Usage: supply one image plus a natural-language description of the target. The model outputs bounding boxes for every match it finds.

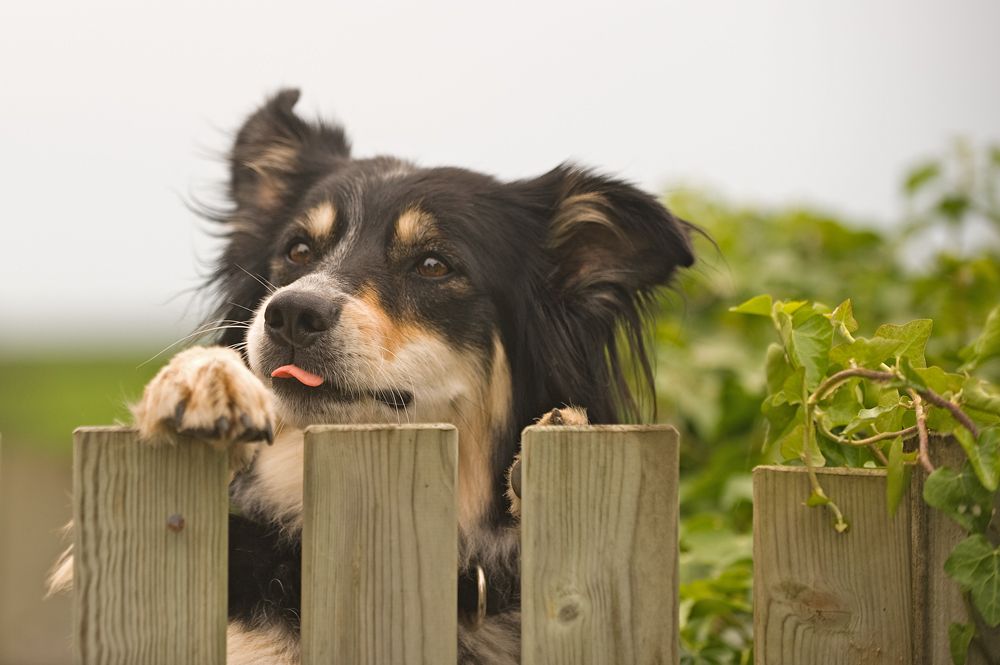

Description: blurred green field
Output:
[0,355,168,456]
[0,354,170,664]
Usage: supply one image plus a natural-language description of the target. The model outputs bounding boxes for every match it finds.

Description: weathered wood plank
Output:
[73,427,228,665]
[753,466,912,664]
[520,425,680,665]
[301,424,458,665]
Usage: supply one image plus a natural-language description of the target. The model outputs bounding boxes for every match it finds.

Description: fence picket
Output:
[73,427,228,665]
[301,424,458,665]
[753,466,913,663]
[520,425,680,665]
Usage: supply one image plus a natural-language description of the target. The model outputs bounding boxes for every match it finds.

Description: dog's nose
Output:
[264,291,341,348]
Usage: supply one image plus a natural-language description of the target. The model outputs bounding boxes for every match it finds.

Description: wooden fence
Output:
[65,425,999,664]
[70,424,678,665]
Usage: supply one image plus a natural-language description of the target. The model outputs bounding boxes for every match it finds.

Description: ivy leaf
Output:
[778,422,805,462]
[964,406,1000,431]
[842,404,894,438]
[914,367,965,398]
[890,356,927,390]
[790,314,834,391]
[821,378,864,427]
[806,491,831,507]
[730,294,773,317]
[782,367,807,406]
[875,319,932,369]
[944,535,1000,627]
[925,406,960,435]
[765,343,793,395]
[826,299,859,334]
[780,300,808,316]
[876,405,907,434]
[949,621,974,665]
[955,427,1000,492]
[886,436,910,519]
[959,305,1000,371]
[792,302,828,327]
[775,309,793,352]
[762,400,800,448]
[829,337,902,370]
[818,436,869,467]
[778,422,826,468]
[923,463,994,533]
[962,377,1000,417]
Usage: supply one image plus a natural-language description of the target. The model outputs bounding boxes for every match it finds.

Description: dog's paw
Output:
[134,346,275,468]
[506,406,590,521]
[535,406,589,426]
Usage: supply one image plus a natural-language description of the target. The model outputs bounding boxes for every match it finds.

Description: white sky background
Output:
[1,0,998,353]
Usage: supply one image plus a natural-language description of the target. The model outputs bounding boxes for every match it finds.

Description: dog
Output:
[51,89,694,664]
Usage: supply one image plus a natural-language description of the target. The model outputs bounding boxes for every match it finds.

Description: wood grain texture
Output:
[520,425,679,665]
[301,425,458,665]
[753,466,912,664]
[73,427,228,665]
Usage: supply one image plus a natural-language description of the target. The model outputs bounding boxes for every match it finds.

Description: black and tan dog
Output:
[52,90,694,664]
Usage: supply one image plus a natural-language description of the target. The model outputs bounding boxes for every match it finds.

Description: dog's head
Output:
[210,90,694,524]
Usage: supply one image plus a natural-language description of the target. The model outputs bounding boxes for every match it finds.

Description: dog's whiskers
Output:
[235,264,277,294]
[226,301,257,314]
[137,322,251,368]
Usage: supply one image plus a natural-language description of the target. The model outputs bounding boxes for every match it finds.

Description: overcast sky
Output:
[1,0,998,353]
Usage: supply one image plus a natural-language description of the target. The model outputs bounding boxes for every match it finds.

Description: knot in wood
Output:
[557,602,580,623]
[167,513,185,532]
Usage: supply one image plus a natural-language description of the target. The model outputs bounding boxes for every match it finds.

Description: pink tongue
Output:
[271,365,325,387]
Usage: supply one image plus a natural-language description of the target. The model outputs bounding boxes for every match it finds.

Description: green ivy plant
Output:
[734,295,1000,663]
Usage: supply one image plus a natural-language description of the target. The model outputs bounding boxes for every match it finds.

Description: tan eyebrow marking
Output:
[394,208,437,246]
[299,201,337,240]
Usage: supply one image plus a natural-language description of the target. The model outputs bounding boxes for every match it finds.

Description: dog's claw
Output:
[548,408,564,425]
[215,416,229,436]
[240,413,253,430]
[265,420,274,445]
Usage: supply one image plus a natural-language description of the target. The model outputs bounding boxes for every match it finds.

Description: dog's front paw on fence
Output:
[534,406,589,426]
[506,406,590,520]
[134,346,275,468]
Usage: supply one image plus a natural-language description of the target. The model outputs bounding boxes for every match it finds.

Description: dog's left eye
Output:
[416,255,451,278]
[287,242,312,265]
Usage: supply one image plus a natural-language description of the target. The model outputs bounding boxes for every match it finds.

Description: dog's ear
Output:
[229,89,350,212]
[532,165,694,299]
[503,165,695,423]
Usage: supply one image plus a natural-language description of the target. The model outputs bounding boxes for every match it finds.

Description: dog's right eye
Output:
[287,242,312,265]
[416,255,451,278]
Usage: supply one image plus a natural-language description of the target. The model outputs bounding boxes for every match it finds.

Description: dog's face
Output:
[244,162,515,435]
[214,90,694,527]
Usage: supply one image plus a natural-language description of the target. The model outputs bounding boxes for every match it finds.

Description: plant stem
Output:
[920,389,981,439]
[802,408,849,532]
[908,390,936,474]
[809,367,981,442]
[810,367,895,403]
[837,324,856,344]
[817,420,920,448]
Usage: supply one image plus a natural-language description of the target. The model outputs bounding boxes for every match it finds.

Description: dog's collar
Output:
[457,562,520,629]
